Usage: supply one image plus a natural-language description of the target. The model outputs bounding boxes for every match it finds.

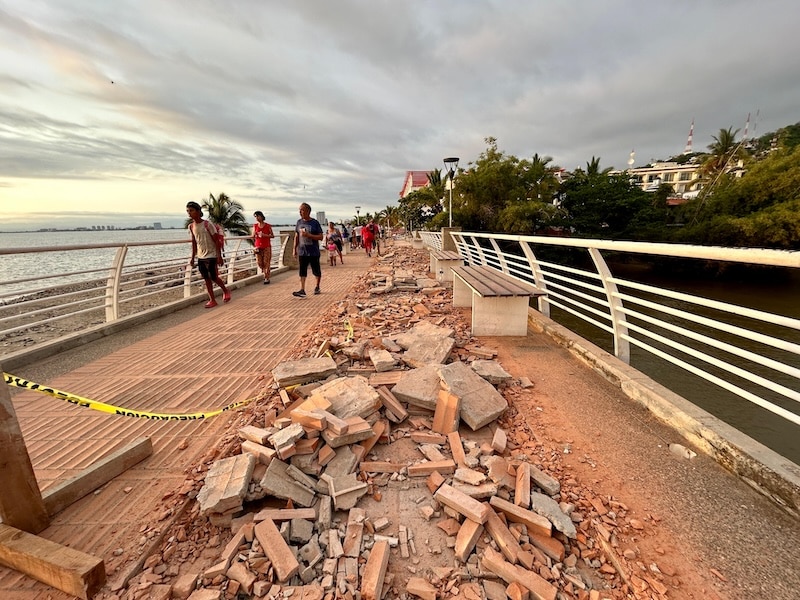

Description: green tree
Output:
[558,173,653,239]
[184,193,250,238]
[426,169,445,204]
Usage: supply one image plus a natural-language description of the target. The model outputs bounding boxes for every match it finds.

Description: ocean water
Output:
[0,227,298,296]
[0,229,191,292]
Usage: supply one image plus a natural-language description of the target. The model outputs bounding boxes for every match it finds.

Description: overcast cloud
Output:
[1,0,799,230]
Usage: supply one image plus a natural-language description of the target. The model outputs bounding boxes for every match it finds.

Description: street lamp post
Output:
[355,206,361,226]
[443,157,459,227]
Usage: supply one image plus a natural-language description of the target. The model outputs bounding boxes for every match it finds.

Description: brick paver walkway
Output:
[1,246,371,598]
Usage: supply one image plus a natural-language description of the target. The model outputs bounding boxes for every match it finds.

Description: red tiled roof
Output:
[399,170,430,198]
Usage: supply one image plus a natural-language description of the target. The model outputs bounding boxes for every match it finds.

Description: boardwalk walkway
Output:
[2,242,799,600]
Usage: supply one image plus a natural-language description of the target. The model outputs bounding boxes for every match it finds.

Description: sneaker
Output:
[293,290,307,298]
[314,287,321,295]
[205,300,218,308]
[263,279,270,285]
[223,291,231,303]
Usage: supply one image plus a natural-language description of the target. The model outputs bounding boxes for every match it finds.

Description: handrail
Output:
[431,231,800,438]
[0,233,293,354]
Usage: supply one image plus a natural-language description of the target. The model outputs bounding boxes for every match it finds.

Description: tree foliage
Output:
[183,192,250,238]
[387,123,800,249]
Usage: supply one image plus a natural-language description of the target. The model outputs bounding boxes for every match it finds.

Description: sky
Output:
[1,0,799,231]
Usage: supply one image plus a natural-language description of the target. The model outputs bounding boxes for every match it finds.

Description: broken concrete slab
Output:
[471,359,513,385]
[272,356,338,387]
[529,491,577,539]
[259,459,316,507]
[391,364,441,411]
[368,348,397,372]
[439,361,508,430]
[402,335,456,368]
[312,376,382,419]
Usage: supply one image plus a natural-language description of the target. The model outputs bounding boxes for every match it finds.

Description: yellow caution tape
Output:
[344,319,354,342]
[3,372,254,420]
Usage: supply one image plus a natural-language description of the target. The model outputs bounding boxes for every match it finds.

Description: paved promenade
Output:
[2,243,799,600]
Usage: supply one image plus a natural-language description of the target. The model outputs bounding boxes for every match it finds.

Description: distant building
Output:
[153,222,162,230]
[316,211,327,225]
[399,170,430,198]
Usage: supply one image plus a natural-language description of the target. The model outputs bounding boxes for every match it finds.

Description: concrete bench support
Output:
[452,266,545,336]
[429,250,463,282]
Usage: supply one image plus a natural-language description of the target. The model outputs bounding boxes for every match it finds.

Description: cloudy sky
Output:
[1,0,799,231]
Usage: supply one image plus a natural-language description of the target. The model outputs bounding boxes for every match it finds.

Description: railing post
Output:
[105,246,127,322]
[281,232,298,270]
[277,233,290,269]
[519,241,550,317]
[489,238,507,272]
[588,248,630,363]
[183,262,194,298]
[226,240,243,285]
[440,227,461,252]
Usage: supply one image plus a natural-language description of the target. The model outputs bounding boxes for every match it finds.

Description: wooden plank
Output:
[484,506,520,564]
[42,436,153,517]
[0,523,105,600]
[0,378,49,533]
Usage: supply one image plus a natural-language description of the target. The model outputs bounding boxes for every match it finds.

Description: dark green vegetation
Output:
[397,123,800,250]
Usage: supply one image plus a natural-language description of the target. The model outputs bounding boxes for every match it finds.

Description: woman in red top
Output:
[362,219,377,257]
[252,211,274,283]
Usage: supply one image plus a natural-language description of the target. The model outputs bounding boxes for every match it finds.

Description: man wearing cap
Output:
[186,201,231,308]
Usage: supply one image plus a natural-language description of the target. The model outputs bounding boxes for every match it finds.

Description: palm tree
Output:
[184,193,250,238]
[382,205,399,229]
[585,156,612,179]
[427,169,445,202]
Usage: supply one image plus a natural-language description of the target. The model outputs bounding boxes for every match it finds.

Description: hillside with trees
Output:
[398,123,800,250]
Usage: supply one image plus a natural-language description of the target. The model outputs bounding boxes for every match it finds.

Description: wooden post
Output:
[0,369,49,533]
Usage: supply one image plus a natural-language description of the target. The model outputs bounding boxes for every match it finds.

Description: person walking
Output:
[362,218,378,257]
[325,222,344,265]
[292,202,324,297]
[186,201,231,308]
[252,210,274,284]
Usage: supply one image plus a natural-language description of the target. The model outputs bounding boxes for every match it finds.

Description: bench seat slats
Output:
[430,250,462,261]
[451,266,542,298]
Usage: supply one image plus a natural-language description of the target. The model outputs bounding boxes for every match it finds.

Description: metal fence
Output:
[0,234,291,354]
[420,230,800,431]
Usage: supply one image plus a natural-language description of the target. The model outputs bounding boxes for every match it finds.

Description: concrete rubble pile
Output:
[125,248,675,600]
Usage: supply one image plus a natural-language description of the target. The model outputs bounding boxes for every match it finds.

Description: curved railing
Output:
[0,234,292,356]
[419,230,800,433]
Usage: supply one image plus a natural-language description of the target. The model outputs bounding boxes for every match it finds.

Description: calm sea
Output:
[0,228,293,296]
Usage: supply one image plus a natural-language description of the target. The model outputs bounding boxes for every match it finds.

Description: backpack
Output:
[190,220,225,249]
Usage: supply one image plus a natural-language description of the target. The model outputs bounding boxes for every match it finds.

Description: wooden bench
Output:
[429,250,464,282]
[451,265,546,336]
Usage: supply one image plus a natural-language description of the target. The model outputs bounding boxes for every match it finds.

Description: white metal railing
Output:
[0,234,292,354]
[424,231,800,430]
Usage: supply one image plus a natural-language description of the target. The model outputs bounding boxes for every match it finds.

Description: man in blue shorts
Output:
[292,202,324,297]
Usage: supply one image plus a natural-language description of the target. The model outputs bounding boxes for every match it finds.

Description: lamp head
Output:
[443,157,460,174]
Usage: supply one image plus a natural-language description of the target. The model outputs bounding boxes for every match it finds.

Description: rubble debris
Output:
[120,244,678,600]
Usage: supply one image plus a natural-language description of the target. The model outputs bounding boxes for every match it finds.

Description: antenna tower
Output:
[683,118,694,155]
